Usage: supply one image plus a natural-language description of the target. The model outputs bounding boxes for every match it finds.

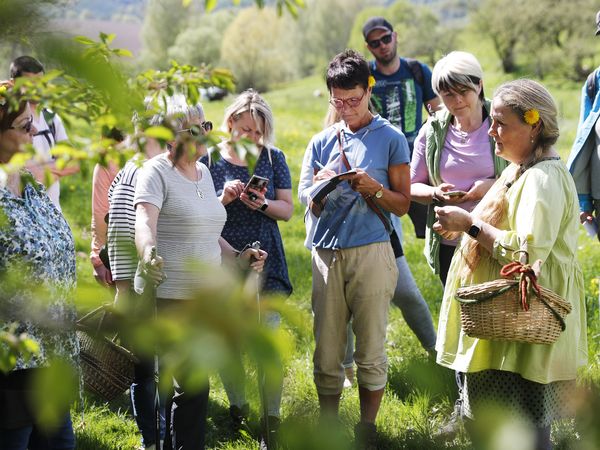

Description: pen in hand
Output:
[314,160,326,170]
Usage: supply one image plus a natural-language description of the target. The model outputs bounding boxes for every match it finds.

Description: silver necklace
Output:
[194,175,204,199]
[455,126,469,143]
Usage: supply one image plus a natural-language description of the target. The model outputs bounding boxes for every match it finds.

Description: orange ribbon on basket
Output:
[499,261,542,311]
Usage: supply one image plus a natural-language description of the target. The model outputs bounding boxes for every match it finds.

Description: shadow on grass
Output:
[387,355,457,404]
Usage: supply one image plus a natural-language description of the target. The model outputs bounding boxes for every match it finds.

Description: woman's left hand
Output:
[342,169,381,197]
[240,186,268,210]
[433,205,472,239]
[239,248,268,273]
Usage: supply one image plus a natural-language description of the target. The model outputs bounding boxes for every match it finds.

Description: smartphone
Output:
[244,175,269,201]
[445,190,467,197]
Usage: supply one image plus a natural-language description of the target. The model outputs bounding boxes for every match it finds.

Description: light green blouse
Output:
[436,160,588,384]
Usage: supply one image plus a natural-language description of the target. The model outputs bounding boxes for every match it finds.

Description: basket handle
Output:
[77,304,119,340]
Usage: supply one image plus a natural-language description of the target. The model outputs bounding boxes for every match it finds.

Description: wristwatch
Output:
[467,220,481,239]
[374,184,384,199]
[260,199,269,211]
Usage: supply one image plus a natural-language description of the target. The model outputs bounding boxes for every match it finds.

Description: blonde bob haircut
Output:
[431,51,485,101]
[221,89,275,148]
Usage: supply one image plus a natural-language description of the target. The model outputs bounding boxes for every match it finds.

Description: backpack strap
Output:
[403,57,425,89]
[42,108,57,144]
[586,69,598,101]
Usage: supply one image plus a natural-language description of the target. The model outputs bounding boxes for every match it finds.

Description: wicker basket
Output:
[77,305,138,402]
[455,243,572,345]
[456,278,572,344]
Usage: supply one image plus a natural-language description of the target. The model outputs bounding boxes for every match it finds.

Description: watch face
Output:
[375,189,383,199]
[468,224,480,238]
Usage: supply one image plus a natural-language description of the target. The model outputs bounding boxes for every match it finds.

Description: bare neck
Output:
[375,56,400,76]
[454,104,484,133]
[171,155,198,180]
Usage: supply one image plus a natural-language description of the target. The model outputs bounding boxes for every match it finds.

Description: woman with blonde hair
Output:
[433,79,587,449]
[201,89,292,448]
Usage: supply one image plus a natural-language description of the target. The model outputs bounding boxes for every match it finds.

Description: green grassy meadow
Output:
[59,58,600,448]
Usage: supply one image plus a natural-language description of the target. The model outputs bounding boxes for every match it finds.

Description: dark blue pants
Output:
[131,357,165,447]
[0,413,75,450]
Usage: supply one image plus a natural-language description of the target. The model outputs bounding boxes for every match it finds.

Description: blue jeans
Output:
[0,413,75,450]
[131,357,165,448]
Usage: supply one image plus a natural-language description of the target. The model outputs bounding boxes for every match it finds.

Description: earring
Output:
[530,136,535,143]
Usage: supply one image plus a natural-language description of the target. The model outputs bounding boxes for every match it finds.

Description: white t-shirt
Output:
[134,153,227,300]
[32,108,68,208]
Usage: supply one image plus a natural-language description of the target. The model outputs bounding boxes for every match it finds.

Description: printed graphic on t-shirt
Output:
[373,78,417,136]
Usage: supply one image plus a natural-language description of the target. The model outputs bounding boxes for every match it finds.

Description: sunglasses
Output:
[178,121,213,136]
[9,116,33,133]
[329,90,367,110]
[367,33,393,49]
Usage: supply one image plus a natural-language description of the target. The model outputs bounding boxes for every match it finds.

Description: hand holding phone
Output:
[244,175,269,201]
[445,190,467,198]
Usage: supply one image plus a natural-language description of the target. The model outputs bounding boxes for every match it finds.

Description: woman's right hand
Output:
[221,179,245,205]
[141,247,166,286]
[434,183,468,205]
[239,248,268,273]
[313,168,337,182]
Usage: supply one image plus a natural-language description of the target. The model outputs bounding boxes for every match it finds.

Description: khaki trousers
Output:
[311,241,398,395]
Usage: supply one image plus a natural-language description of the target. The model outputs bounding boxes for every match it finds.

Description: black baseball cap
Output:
[362,17,393,40]
[596,10,600,36]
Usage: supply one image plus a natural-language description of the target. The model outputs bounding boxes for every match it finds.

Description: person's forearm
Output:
[218,236,239,260]
[466,217,500,254]
[411,182,437,205]
[374,189,410,217]
[135,210,157,262]
[260,198,293,221]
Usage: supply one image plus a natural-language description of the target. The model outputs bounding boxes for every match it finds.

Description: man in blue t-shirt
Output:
[363,16,440,239]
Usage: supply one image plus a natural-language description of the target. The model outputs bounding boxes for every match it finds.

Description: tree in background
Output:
[471,0,525,73]
[295,0,367,76]
[473,0,599,79]
[140,0,192,69]
[167,9,236,68]
[518,0,599,80]
[220,7,299,91]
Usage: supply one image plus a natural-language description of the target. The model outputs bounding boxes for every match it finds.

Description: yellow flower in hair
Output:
[523,109,540,125]
[368,76,376,88]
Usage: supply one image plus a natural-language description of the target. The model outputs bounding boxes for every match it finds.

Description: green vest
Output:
[423,99,508,275]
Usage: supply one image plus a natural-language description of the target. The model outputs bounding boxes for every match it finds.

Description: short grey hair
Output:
[148,93,205,129]
[221,89,274,147]
[431,51,484,100]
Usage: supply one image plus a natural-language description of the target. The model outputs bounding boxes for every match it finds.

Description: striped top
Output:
[108,157,142,281]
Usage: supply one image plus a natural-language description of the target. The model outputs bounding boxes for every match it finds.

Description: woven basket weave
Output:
[77,306,138,402]
[456,278,572,344]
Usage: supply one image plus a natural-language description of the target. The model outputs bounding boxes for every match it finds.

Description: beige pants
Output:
[311,241,398,395]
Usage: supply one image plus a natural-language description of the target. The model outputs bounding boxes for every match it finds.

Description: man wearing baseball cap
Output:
[362,16,440,242]
[567,9,600,243]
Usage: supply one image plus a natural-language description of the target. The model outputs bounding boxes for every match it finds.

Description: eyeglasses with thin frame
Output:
[9,116,33,134]
[178,121,213,136]
[329,90,367,110]
[367,33,393,49]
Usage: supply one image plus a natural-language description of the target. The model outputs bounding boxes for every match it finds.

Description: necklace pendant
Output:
[196,189,204,199]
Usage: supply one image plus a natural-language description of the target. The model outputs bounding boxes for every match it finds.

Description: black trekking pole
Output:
[250,241,271,449]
